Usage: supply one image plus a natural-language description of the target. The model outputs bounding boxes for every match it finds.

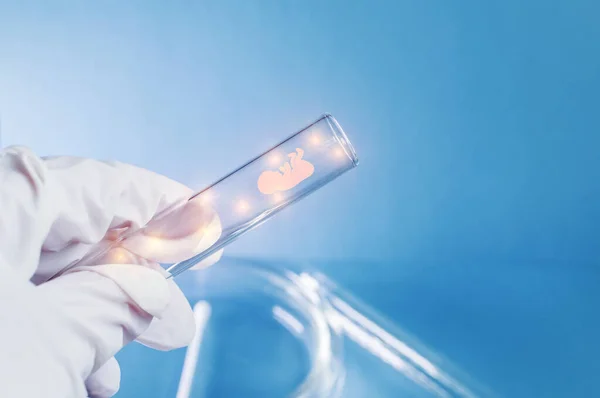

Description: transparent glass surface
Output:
[116,258,493,397]
[167,114,358,277]
[174,260,344,398]
[64,114,357,279]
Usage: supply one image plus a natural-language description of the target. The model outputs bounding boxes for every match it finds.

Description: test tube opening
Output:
[323,114,359,167]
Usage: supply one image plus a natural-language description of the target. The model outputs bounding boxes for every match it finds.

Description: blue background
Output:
[1,1,599,396]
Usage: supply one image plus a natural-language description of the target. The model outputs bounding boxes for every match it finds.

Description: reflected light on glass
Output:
[235,199,251,214]
[268,152,283,167]
[273,305,305,335]
[176,301,212,398]
[198,190,215,205]
[332,147,345,159]
[287,268,478,397]
[272,192,285,204]
[328,297,479,398]
[310,133,322,146]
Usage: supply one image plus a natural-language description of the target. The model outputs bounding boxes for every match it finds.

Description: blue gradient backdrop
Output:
[1,1,598,397]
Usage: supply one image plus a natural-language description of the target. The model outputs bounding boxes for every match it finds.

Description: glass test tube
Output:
[166,114,358,278]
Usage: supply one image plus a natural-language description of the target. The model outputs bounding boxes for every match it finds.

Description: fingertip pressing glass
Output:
[166,114,358,278]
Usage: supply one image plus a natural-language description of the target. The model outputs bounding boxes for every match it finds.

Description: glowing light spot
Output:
[110,248,130,264]
[198,191,214,205]
[333,147,345,159]
[236,199,250,214]
[273,192,284,204]
[310,134,322,145]
[201,222,218,239]
[268,153,282,166]
[146,237,163,253]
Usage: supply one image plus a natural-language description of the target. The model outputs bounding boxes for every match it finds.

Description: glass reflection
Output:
[171,259,490,398]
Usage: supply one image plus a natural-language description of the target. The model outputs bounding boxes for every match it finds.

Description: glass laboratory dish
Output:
[115,257,493,397]
[173,258,345,398]
[168,258,492,398]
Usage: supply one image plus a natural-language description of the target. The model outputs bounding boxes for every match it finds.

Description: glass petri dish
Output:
[174,259,345,398]
[117,258,491,397]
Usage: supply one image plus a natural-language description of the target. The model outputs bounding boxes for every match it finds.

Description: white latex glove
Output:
[0,146,222,397]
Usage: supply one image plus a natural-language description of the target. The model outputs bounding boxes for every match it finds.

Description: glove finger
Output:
[0,147,214,282]
[71,262,197,351]
[41,155,193,249]
[37,264,168,375]
[188,248,224,270]
[34,155,204,283]
[74,262,171,318]
[135,264,196,350]
[0,146,56,279]
[86,357,121,398]
[79,248,199,350]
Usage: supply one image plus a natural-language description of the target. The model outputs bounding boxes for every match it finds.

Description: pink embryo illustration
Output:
[257,148,315,195]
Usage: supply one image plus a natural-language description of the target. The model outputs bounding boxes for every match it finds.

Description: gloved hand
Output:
[0,146,222,397]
